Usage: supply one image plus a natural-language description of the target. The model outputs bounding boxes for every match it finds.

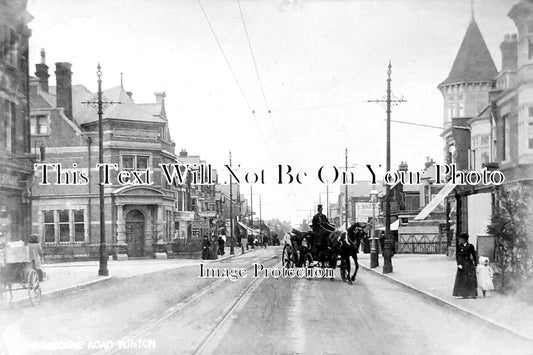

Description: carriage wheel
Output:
[1,283,12,306]
[27,269,41,306]
[282,244,294,268]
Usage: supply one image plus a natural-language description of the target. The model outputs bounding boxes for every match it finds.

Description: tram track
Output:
[96,252,279,355]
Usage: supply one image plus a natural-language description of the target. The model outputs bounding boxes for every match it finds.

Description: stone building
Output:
[29,57,177,259]
[0,0,33,243]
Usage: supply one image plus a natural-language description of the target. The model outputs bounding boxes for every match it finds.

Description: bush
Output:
[487,186,532,293]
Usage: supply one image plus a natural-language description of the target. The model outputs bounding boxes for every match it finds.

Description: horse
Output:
[339,222,367,285]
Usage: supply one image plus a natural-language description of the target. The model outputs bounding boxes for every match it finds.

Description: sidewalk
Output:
[6,246,255,305]
[358,253,533,342]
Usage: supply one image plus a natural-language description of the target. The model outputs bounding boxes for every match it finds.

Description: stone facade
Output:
[0,0,33,243]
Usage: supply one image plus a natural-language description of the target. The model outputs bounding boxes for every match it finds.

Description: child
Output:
[476,256,494,297]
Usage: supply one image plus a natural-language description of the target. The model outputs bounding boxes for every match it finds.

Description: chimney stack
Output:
[179,149,188,157]
[500,34,517,71]
[55,62,73,120]
[155,91,166,106]
[398,161,408,172]
[35,49,49,92]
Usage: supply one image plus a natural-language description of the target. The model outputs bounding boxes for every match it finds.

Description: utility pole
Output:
[367,61,406,274]
[345,148,349,231]
[229,151,234,255]
[82,64,120,277]
[250,185,253,230]
[259,195,262,234]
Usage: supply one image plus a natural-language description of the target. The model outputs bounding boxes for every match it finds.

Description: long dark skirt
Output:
[453,265,478,297]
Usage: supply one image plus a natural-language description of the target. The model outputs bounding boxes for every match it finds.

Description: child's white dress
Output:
[477,265,494,291]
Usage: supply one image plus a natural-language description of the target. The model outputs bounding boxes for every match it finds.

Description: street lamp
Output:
[370,188,379,268]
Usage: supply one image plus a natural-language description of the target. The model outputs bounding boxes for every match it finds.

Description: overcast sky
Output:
[27,0,516,225]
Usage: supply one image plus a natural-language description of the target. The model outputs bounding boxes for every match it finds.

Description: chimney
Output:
[55,62,73,120]
[179,149,188,157]
[500,34,517,71]
[35,49,49,92]
[398,161,408,172]
[155,91,166,106]
[424,157,435,168]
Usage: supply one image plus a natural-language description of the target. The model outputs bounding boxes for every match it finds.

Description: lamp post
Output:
[370,188,379,268]
[82,64,120,276]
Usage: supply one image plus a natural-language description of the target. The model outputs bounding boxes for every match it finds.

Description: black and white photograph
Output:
[1,0,533,354]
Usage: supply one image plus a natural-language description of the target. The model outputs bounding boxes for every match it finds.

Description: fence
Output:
[398,233,447,254]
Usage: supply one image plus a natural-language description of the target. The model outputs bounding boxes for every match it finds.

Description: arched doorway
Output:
[125,210,145,257]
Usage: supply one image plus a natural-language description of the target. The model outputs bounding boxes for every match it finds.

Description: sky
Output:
[26,0,517,225]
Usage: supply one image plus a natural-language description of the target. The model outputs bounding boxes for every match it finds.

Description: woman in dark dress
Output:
[201,235,211,260]
[453,233,478,298]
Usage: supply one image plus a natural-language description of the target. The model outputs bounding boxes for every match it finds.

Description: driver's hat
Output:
[317,204,323,209]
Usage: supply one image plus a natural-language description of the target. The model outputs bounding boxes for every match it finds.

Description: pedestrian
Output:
[218,233,226,255]
[28,234,44,281]
[453,233,478,299]
[201,235,211,260]
[241,232,248,254]
[476,256,494,297]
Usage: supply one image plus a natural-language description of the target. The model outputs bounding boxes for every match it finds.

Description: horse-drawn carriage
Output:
[1,243,42,306]
[282,223,368,284]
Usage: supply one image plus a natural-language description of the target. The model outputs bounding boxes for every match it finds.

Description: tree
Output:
[487,185,532,292]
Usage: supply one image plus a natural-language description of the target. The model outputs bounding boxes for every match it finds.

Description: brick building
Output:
[439,1,533,254]
[29,57,177,259]
[0,0,33,243]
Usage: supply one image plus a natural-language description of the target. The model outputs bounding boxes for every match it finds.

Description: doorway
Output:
[125,210,145,257]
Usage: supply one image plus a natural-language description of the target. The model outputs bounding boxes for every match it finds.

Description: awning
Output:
[376,219,399,231]
[414,182,456,220]
[236,221,260,236]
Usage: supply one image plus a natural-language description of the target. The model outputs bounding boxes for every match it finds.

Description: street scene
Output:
[1,0,533,354]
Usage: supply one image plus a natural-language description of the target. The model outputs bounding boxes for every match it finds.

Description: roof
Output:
[508,0,533,19]
[72,85,167,125]
[43,84,166,126]
[439,19,497,87]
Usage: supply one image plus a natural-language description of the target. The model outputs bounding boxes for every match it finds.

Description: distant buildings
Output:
[0,0,33,242]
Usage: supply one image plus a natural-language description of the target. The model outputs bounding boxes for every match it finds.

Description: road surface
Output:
[1,247,531,354]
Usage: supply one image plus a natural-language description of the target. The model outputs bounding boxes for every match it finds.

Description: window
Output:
[121,155,150,170]
[58,210,70,242]
[73,210,85,242]
[1,99,14,154]
[30,115,49,135]
[43,211,55,243]
[502,115,510,161]
[529,38,533,60]
[529,122,533,150]
[43,209,85,244]
[1,25,17,66]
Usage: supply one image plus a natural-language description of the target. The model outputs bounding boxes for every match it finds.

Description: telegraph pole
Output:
[367,61,406,274]
[345,148,349,231]
[229,151,234,255]
[82,63,120,277]
[250,185,253,230]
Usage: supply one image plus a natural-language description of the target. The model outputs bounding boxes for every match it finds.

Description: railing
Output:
[398,233,447,254]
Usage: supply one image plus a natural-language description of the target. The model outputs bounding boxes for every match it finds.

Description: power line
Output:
[388,119,441,130]
[237,0,283,154]
[196,0,253,113]
[237,0,270,112]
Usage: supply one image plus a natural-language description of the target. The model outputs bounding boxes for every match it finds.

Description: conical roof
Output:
[439,19,497,87]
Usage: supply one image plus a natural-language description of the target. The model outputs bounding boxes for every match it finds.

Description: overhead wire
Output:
[236,0,283,157]
[196,0,276,163]
[196,0,253,113]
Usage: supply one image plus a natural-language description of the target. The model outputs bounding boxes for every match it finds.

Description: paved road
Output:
[1,247,531,355]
